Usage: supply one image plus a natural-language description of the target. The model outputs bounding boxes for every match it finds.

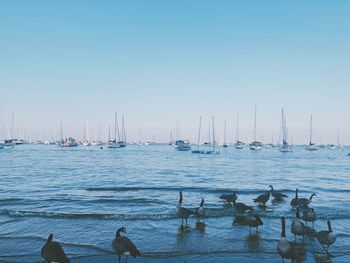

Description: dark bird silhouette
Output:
[233,202,254,214]
[269,185,288,200]
[220,191,238,203]
[41,234,69,263]
[253,191,270,206]
[290,189,299,207]
[291,209,306,242]
[176,191,194,227]
[112,227,141,263]
[195,198,205,222]
[277,217,297,263]
[316,221,336,253]
[297,193,317,207]
[302,208,316,228]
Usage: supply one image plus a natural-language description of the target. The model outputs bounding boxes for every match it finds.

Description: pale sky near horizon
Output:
[0,1,349,144]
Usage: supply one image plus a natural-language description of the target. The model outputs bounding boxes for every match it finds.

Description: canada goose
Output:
[112,227,141,263]
[291,209,306,241]
[269,185,288,200]
[277,216,296,262]
[253,191,270,206]
[290,189,299,207]
[302,208,316,228]
[196,198,205,222]
[316,221,336,253]
[41,234,69,263]
[297,193,316,207]
[176,191,194,227]
[220,191,238,203]
[233,202,254,214]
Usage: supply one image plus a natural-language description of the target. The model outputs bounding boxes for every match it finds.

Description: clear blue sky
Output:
[0,0,349,144]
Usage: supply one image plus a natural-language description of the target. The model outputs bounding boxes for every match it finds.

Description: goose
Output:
[277,216,296,263]
[233,214,263,232]
[253,191,270,206]
[290,189,299,207]
[291,208,306,241]
[176,191,194,227]
[302,208,316,228]
[112,227,141,263]
[269,185,288,200]
[233,202,254,214]
[41,234,69,263]
[316,221,336,253]
[220,191,238,203]
[297,193,316,207]
[196,198,205,222]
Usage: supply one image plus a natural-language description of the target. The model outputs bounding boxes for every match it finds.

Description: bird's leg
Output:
[185,218,188,228]
[118,255,121,263]
[181,218,184,226]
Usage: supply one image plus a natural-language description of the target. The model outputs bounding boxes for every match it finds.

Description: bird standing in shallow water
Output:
[290,189,299,207]
[269,185,288,200]
[277,216,296,263]
[112,227,141,263]
[220,191,238,204]
[302,208,316,228]
[176,191,194,228]
[41,234,69,263]
[291,209,306,242]
[316,220,336,253]
[297,193,317,207]
[253,191,270,206]
[196,198,205,223]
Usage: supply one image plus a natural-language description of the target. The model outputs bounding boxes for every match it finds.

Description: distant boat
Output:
[278,109,293,152]
[249,105,262,151]
[82,122,91,146]
[305,115,318,151]
[192,116,219,154]
[329,129,343,149]
[222,120,228,147]
[234,113,245,149]
[108,113,127,148]
[175,140,191,151]
[60,137,78,147]
[4,139,16,147]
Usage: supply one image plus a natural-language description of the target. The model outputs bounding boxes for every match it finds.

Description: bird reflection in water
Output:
[245,233,261,252]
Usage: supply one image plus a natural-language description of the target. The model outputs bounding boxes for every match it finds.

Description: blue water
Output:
[0,145,349,262]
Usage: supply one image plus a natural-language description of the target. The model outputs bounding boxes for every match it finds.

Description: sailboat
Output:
[58,121,78,147]
[82,122,91,146]
[223,120,228,147]
[249,105,262,150]
[192,116,219,154]
[278,109,293,152]
[234,113,245,149]
[91,122,103,146]
[305,114,318,151]
[328,129,343,149]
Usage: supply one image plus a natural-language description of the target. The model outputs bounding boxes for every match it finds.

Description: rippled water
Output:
[0,145,349,262]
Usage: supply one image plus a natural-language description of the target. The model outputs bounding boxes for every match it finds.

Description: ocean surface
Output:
[0,144,349,263]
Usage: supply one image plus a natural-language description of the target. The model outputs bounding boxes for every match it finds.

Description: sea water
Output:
[0,145,349,262]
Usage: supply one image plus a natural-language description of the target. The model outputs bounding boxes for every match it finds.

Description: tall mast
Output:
[224,120,227,145]
[253,104,257,142]
[60,121,63,141]
[108,124,111,142]
[115,112,120,142]
[83,124,86,141]
[122,115,126,142]
[98,122,101,142]
[212,116,215,152]
[236,113,239,142]
[11,110,14,139]
[197,116,202,151]
[309,114,313,144]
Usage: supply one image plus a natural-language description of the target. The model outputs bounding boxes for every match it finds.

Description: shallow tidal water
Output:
[0,144,349,262]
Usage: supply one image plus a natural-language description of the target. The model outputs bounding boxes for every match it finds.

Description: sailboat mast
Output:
[11,110,14,139]
[108,124,111,142]
[310,114,313,144]
[212,116,215,152]
[122,115,126,142]
[197,116,202,151]
[236,113,239,142]
[60,121,63,141]
[115,112,121,142]
[224,120,227,145]
[254,104,257,142]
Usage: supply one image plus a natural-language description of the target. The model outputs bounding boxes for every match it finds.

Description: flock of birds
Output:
[39,185,336,263]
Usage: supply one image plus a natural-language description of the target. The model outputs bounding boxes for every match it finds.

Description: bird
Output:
[196,198,205,223]
[176,191,194,227]
[41,234,70,263]
[233,202,254,214]
[269,185,288,200]
[302,208,316,228]
[277,216,297,263]
[244,215,263,234]
[219,191,238,203]
[291,208,306,241]
[253,191,270,206]
[297,193,317,207]
[316,220,336,253]
[112,227,141,263]
[290,189,299,207]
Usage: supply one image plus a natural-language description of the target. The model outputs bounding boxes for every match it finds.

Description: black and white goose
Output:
[290,189,299,207]
[302,208,316,228]
[41,234,69,263]
[316,220,336,253]
[176,191,194,227]
[297,193,317,207]
[220,191,238,203]
[112,227,141,263]
[196,198,205,222]
[233,201,254,214]
[291,208,306,241]
[269,185,288,200]
[253,191,270,206]
[277,216,296,262]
